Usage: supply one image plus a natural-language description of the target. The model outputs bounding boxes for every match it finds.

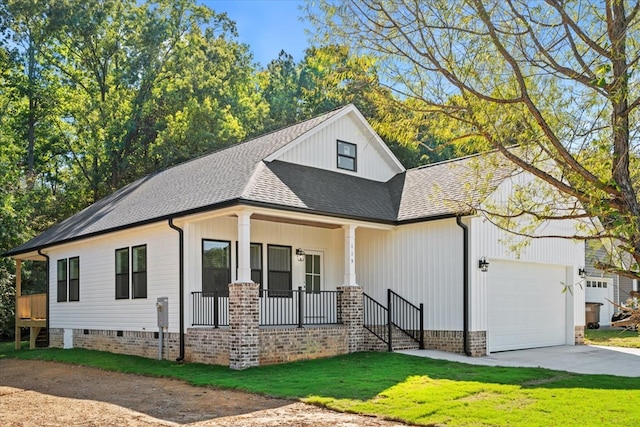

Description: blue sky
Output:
[201,0,311,66]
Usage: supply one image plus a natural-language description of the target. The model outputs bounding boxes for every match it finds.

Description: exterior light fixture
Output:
[296,248,305,262]
[478,257,489,272]
[578,267,586,278]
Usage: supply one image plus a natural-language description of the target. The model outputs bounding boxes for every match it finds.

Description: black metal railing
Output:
[363,292,391,351]
[260,287,342,327]
[191,288,341,327]
[191,292,229,327]
[388,289,424,349]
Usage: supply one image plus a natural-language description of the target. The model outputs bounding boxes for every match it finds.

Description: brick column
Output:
[228,282,259,370]
[338,285,363,353]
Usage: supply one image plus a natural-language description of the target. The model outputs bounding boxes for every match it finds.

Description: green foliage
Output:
[2,347,639,426]
[312,1,640,278]
[0,266,15,338]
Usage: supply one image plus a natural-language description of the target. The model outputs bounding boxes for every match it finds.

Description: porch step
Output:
[364,324,421,351]
[35,328,48,348]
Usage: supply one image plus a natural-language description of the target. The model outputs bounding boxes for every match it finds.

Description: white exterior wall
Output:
[46,223,180,333]
[469,208,586,334]
[356,219,464,331]
[273,114,399,182]
[184,215,344,297]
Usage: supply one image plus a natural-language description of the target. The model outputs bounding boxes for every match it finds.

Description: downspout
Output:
[168,219,185,362]
[455,216,472,356]
[37,249,50,347]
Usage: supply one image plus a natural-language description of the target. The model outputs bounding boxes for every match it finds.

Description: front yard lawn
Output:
[585,328,640,348]
[2,342,639,426]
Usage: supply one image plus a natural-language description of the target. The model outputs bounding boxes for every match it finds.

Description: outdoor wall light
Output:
[296,248,306,262]
[578,267,587,278]
[478,257,490,272]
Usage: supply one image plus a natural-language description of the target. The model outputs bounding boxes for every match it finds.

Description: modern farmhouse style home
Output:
[6,104,586,369]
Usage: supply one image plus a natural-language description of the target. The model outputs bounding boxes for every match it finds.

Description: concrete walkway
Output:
[398,345,640,377]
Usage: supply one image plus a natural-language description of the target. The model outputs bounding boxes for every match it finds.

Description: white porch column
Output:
[343,224,358,286]
[235,211,253,283]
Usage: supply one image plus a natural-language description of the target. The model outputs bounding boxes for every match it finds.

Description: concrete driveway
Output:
[399,345,640,377]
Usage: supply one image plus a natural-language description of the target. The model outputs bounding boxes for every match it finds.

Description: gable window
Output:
[115,248,130,299]
[57,259,67,302]
[203,240,231,297]
[337,140,357,172]
[268,245,292,297]
[69,257,80,301]
[132,245,147,299]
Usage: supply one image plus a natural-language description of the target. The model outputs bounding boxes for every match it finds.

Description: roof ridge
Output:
[408,145,517,172]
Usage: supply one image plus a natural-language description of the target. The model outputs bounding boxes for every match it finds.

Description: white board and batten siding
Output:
[271,113,402,182]
[356,219,465,331]
[46,223,180,333]
[183,214,344,298]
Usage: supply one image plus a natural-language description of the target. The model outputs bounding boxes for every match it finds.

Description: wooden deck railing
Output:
[17,294,46,320]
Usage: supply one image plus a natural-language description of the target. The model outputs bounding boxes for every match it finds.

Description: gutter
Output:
[168,219,185,362]
[455,216,472,357]
[37,249,50,348]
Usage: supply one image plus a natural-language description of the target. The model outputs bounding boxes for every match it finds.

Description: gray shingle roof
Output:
[6,107,349,256]
[5,104,517,257]
[245,161,399,222]
[396,151,517,221]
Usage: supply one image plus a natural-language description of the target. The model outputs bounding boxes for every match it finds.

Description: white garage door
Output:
[488,261,567,352]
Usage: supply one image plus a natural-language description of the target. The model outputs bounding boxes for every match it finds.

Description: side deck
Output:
[15,293,47,349]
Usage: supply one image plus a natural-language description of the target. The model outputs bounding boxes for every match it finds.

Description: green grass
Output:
[2,342,639,426]
[585,328,640,348]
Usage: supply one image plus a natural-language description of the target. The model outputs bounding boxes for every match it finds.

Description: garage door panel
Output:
[488,261,567,352]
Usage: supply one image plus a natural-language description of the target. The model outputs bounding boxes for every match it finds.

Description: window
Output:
[115,248,129,299]
[268,245,291,296]
[337,140,357,172]
[305,253,321,294]
[132,245,147,298]
[57,259,67,302]
[203,240,231,297]
[69,257,80,301]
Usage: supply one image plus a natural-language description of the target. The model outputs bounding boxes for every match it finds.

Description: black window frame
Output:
[337,140,357,172]
[132,244,147,299]
[115,247,130,299]
[202,239,231,297]
[267,244,292,297]
[57,258,67,302]
[68,256,80,302]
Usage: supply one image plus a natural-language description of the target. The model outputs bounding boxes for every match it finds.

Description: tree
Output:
[312,0,640,279]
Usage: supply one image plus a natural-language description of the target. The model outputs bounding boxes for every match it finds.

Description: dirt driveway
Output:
[0,359,405,426]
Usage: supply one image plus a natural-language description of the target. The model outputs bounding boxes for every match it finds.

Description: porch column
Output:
[14,259,21,350]
[343,225,358,286]
[228,282,259,370]
[338,285,364,352]
[236,211,252,283]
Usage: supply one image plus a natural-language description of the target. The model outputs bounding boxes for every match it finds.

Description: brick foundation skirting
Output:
[574,325,585,345]
[259,326,349,365]
[423,330,487,356]
[185,328,229,365]
[49,328,180,360]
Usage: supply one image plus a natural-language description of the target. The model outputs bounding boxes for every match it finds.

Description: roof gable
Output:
[264,104,405,182]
